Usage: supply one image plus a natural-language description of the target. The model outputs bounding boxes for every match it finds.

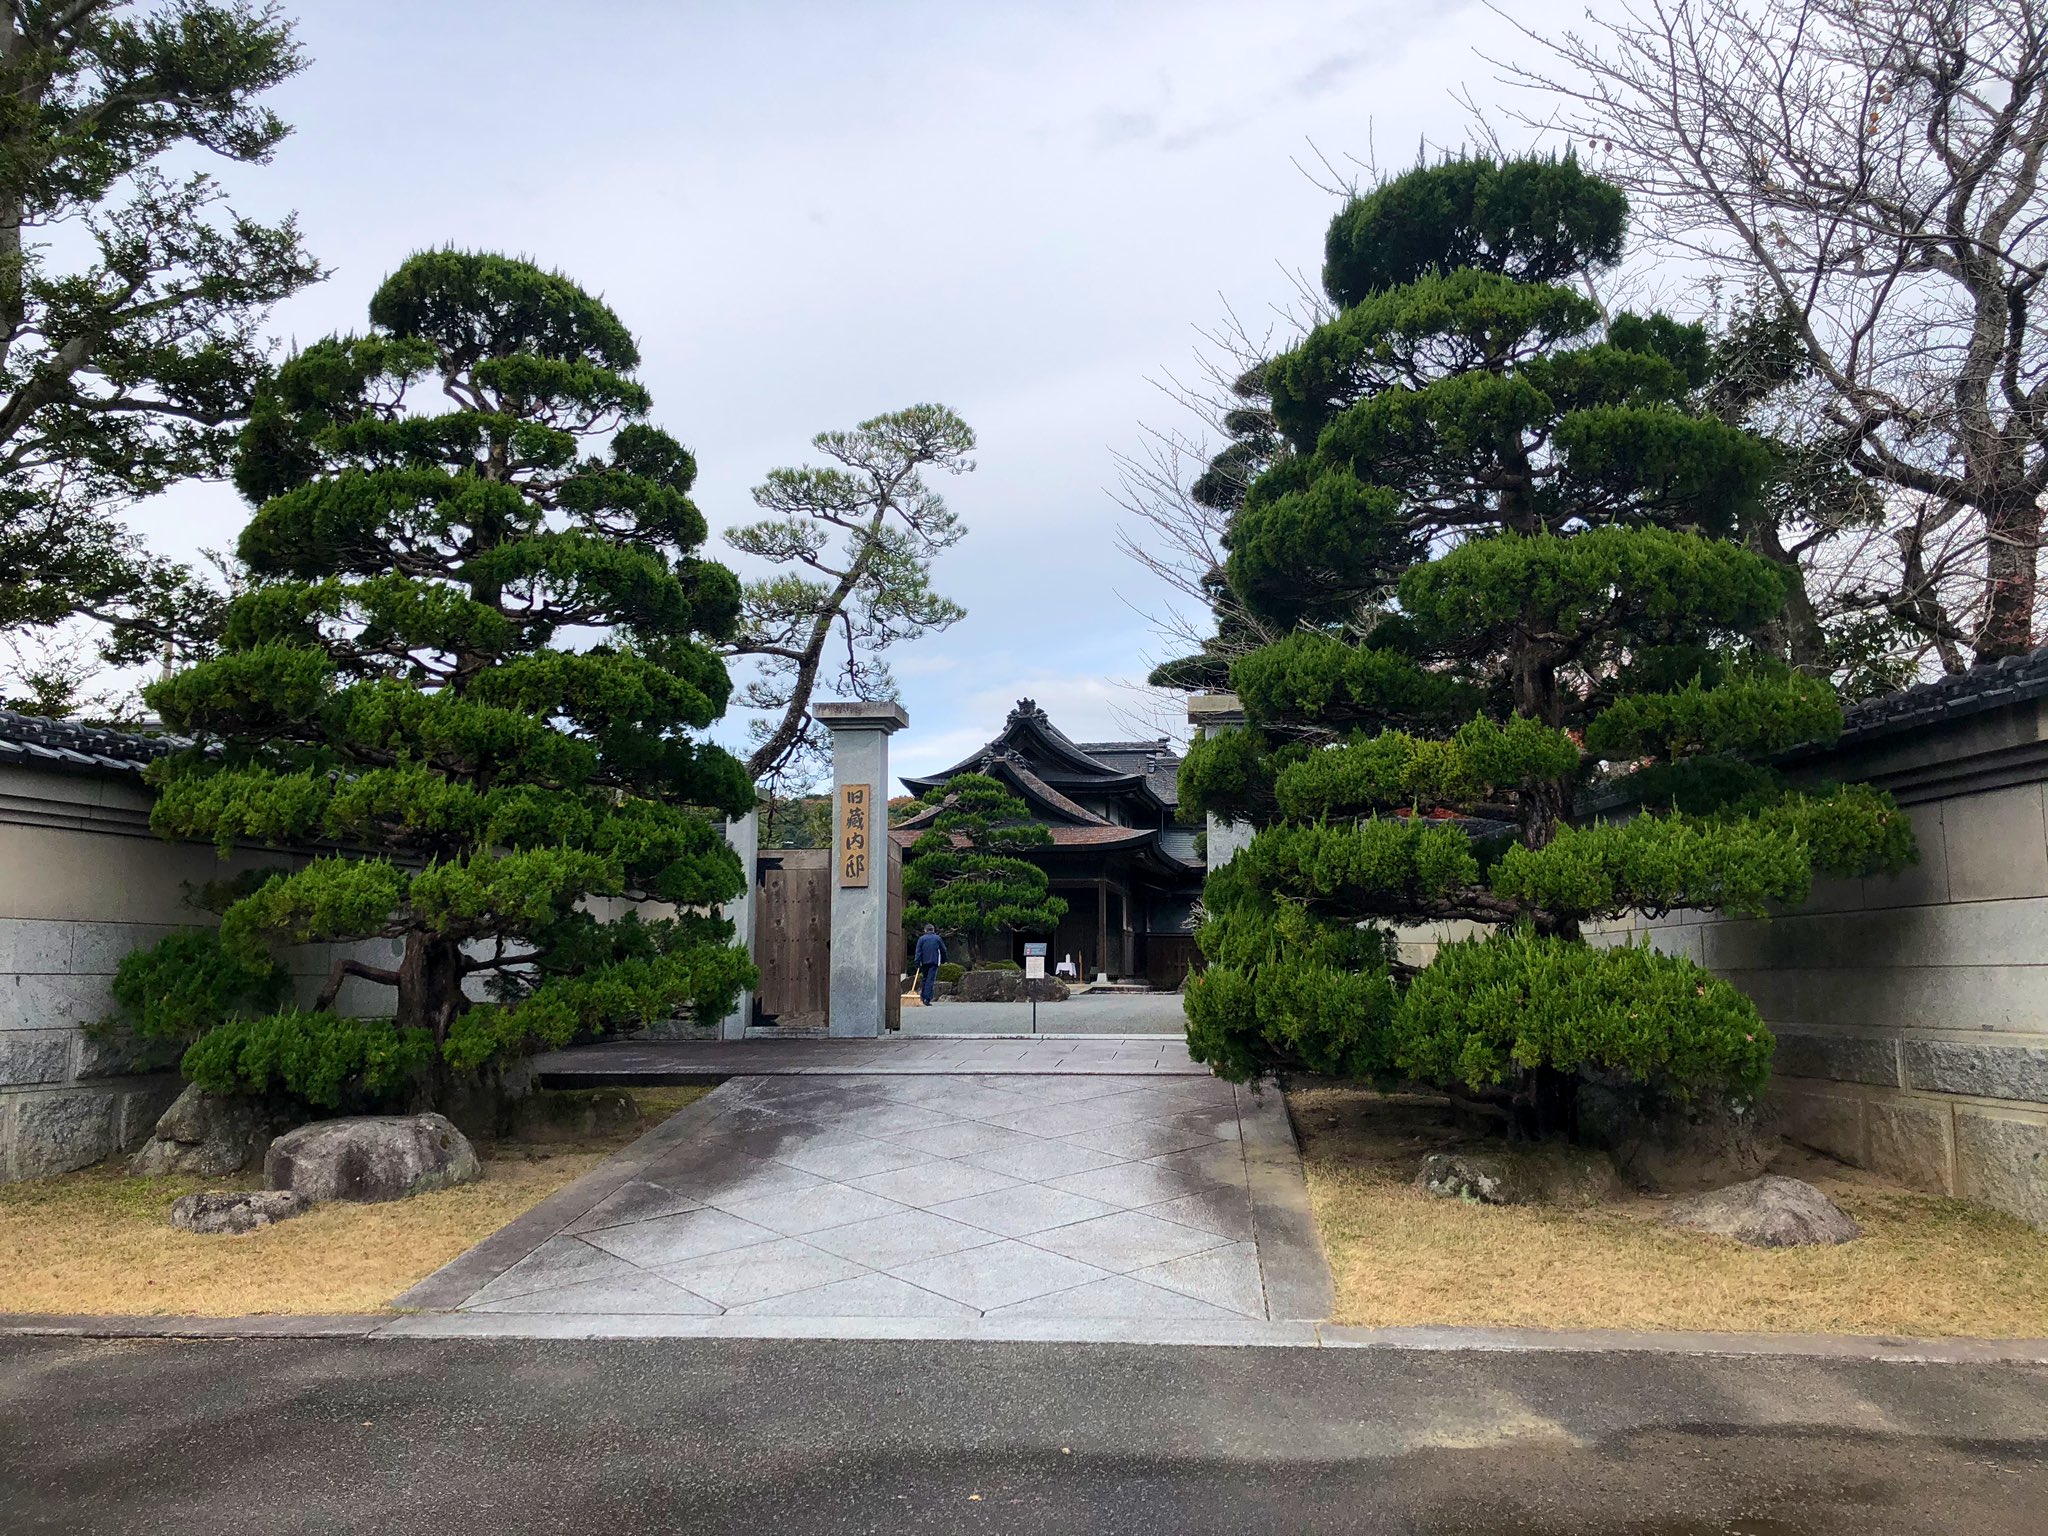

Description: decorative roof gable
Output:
[901,698,1183,815]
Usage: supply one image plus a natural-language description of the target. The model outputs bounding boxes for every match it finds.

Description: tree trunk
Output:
[1520,777,1569,852]
[1744,521,1829,674]
[394,930,467,1044]
[1977,482,2043,662]
[743,508,891,782]
[1513,1064,1580,1142]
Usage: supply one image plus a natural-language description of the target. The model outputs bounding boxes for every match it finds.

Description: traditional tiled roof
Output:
[887,823,1158,850]
[1073,739,1170,755]
[0,709,186,776]
[1076,740,1182,810]
[888,819,1197,883]
[1829,647,2048,747]
[895,753,1111,830]
[902,700,1185,815]
[1039,824,1159,848]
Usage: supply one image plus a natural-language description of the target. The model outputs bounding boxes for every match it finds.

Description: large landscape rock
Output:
[128,1084,281,1178]
[266,1113,482,1203]
[1666,1175,1862,1248]
[954,970,1069,1003]
[169,1189,311,1235]
[1414,1147,1622,1207]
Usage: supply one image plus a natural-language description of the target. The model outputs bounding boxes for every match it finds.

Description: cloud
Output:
[1090,110,1158,151]
[1289,49,1373,100]
[108,0,1559,781]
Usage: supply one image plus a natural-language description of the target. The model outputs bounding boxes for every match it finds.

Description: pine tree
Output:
[901,773,1067,966]
[0,1,323,683]
[1178,156,1915,1132]
[130,251,755,1110]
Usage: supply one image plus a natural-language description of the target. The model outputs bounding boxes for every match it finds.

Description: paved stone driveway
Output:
[423,1065,1326,1327]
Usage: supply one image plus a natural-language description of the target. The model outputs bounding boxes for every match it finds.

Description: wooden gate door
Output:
[753,849,830,1029]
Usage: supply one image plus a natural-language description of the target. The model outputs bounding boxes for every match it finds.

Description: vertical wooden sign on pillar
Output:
[838,782,872,888]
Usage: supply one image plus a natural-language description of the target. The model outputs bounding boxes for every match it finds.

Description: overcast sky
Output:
[130,0,1578,785]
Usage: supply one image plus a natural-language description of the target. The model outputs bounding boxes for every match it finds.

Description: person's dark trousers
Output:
[918,965,937,1005]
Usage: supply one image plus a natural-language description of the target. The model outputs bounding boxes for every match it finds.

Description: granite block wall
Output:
[1593,773,2048,1228]
[0,762,399,1182]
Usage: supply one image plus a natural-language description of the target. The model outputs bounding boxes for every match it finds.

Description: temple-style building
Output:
[891,699,1205,987]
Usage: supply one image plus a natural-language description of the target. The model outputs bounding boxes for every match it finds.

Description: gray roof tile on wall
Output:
[1830,647,2048,746]
[0,709,188,776]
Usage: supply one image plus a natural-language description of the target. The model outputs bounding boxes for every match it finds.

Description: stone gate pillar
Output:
[817,700,908,1038]
[718,809,757,1041]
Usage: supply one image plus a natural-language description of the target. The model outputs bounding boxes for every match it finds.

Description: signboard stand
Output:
[1024,942,1047,1036]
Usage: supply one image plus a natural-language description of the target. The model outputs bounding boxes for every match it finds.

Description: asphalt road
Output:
[2,1336,2044,1534]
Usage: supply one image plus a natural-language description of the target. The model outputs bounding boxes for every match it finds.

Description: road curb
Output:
[5,1312,2045,1361]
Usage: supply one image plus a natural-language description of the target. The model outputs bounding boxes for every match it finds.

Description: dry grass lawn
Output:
[0,1085,709,1318]
[1291,1081,2048,1338]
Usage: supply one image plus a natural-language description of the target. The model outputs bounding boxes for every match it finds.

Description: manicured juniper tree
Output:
[901,773,1067,967]
[127,251,756,1109]
[1177,156,1916,1134]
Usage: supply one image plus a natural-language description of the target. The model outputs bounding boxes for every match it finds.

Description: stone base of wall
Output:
[1774,1076,2048,1227]
[0,909,403,1187]
[0,1073,180,1182]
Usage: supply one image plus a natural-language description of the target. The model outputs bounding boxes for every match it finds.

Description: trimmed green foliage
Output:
[1321,154,1627,310]
[1226,632,1475,734]
[902,773,1067,963]
[121,252,754,1112]
[936,961,964,984]
[1187,952,1401,1084]
[1583,670,1841,761]
[1396,528,1789,652]
[183,1009,436,1112]
[109,929,289,1052]
[1393,929,1772,1095]
[1177,155,1912,1121]
[1488,815,1812,919]
[1230,818,1483,914]
[1178,725,1284,824]
[1274,716,1580,820]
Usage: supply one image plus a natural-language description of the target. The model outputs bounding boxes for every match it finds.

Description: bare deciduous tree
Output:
[1112,301,1316,693]
[1502,0,2048,665]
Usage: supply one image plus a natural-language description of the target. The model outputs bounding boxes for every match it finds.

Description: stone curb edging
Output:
[3,1312,2046,1362]
[1234,1082,1335,1322]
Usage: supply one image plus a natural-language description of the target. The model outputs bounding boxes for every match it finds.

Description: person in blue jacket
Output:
[912,923,947,1006]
